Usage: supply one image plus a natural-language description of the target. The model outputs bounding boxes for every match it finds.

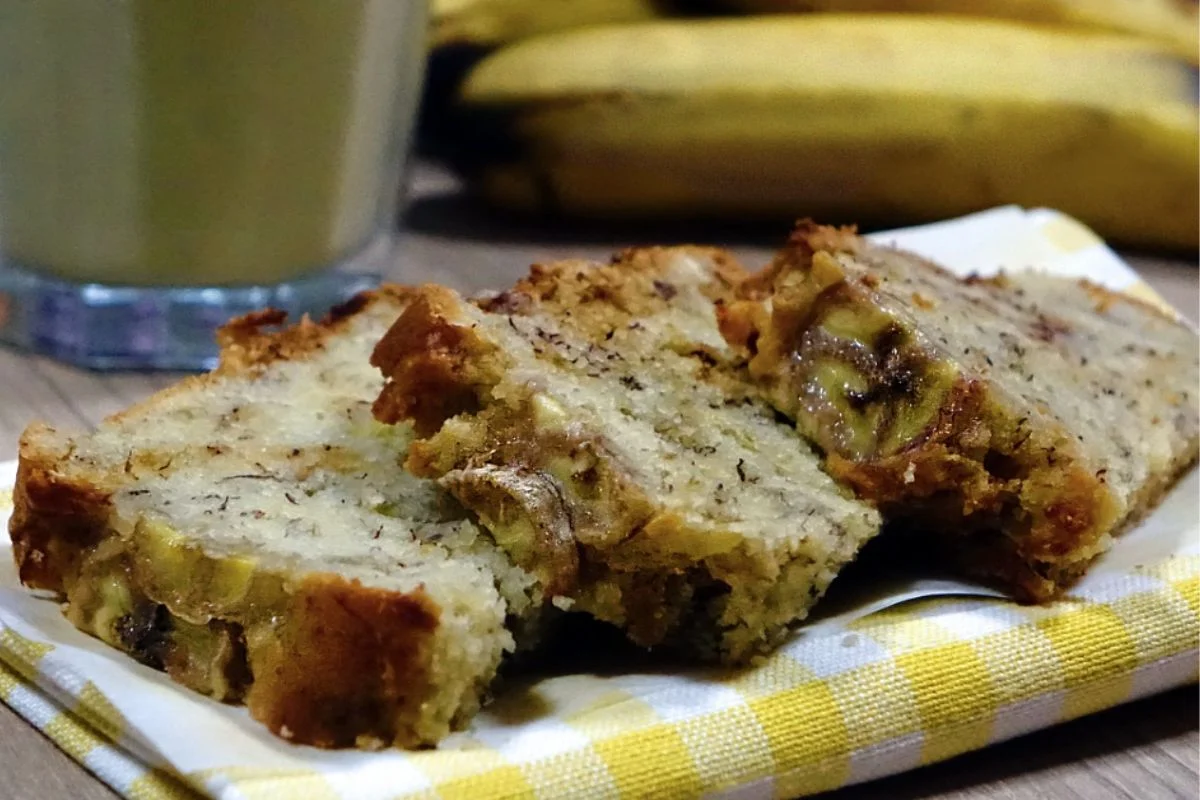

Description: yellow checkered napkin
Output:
[0,208,1196,800]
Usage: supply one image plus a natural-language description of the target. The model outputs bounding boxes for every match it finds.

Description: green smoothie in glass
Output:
[0,0,427,368]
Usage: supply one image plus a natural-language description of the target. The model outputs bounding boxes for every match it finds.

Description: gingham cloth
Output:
[0,208,1196,800]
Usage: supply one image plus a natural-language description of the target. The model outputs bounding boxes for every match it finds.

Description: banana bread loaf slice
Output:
[371,248,881,663]
[727,223,1199,600]
[10,289,540,749]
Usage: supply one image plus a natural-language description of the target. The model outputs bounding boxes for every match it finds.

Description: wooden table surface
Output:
[0,164,1196,799]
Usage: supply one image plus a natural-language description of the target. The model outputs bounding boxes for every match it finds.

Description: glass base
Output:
[0,255,383,371]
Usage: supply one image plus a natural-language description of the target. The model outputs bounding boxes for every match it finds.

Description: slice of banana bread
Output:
[728,223,1199,599]
[371,248,882,663]
[10,289,540,749]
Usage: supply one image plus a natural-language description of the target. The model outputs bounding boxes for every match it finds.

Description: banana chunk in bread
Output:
[371,248,881,663]
[10,290,539,749]
[729,223,1199,599]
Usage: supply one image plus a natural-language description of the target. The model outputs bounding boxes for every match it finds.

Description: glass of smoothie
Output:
[0,0,428,369]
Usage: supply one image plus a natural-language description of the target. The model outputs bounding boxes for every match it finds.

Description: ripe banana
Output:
[717,0,1198,62]
[460,16,1199,250]
[430,0,671,47]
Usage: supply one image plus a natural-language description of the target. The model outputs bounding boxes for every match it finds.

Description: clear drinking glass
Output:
[0,0,428,369]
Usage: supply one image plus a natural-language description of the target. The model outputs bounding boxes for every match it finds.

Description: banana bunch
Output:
[420,0,686,158]
[430,0,673,48]
[458,16,1199,249]
[717,0,1199,62]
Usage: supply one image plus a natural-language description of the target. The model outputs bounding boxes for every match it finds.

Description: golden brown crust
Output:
[247,574,441,749]
[739,219,860,297]
[217,284,416,374]
[10,425,112,593]
[491,246,749,313]
[371,286,505,437]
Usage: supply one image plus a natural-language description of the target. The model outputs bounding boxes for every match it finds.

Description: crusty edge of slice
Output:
[372,284,508,438]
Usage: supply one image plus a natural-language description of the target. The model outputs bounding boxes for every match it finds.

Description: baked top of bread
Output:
[372,247,881,663]
[10,289,539,749]
[731,223,1199,599]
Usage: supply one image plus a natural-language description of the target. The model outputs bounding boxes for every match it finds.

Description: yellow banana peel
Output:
[430,0,670,48]
[719,0,1199,62]
[462,16,1200,250]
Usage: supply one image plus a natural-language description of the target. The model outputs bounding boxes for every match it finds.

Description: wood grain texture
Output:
[0,163,1195,799]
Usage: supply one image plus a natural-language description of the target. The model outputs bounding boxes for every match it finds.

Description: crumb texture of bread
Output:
[373,248,881,663]
[9,289,540,749]
[734,223,1199,599]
